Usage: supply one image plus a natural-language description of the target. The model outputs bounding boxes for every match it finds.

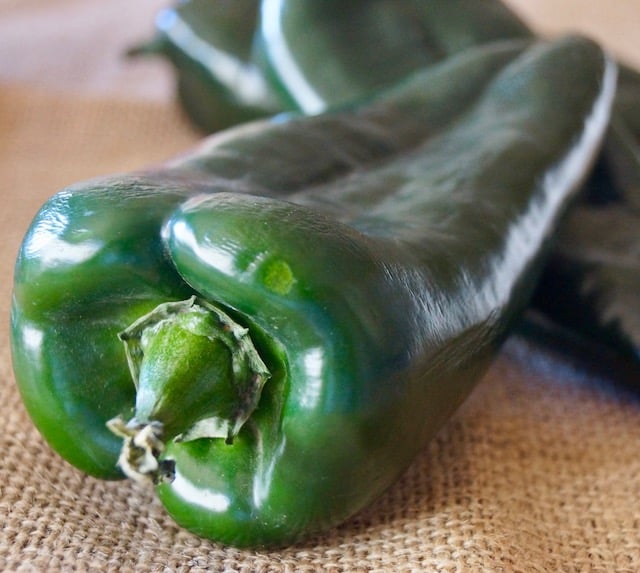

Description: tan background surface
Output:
[1,1,639,571]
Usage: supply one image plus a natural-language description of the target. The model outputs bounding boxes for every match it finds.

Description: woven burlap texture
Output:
[2,1,640,571]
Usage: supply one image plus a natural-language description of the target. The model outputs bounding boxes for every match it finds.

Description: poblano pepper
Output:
[256,0,640,363]
[256,0,531,113]
[130,0,282,132]
[144,0,640,364]
[11,38,615,547]
[135,0,531,129]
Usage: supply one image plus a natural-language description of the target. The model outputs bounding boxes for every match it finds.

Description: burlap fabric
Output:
[1,2,639,571]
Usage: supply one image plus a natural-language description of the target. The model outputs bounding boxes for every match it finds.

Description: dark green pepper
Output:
[11,38,614,546]
[256,0,531,113]
[136,0,531,129]
[147,0,640,363]
[255,0,640,362]
[131,0,282,132]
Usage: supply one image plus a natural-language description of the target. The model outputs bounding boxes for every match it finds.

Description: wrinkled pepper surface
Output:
[144,0,640,363]
[12,38,614,546]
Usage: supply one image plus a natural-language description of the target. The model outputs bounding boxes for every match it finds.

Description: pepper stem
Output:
[107,417,175,484]
[107,296,270,484]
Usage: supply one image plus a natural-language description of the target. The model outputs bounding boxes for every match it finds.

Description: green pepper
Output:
[130,0,283,132]
[253,0,640,362]
[136,0,531,130]
[11,37,614,546]
[257,0,530,113]
[147,0,640,363]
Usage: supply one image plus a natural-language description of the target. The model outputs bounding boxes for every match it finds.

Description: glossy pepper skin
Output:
[148,0,640,363]
[131,0,282,132]
[137,0,531,129]
[530,68,640,361]
[256,0,640,362]
[11,38,614,546]
[256,0,530,113]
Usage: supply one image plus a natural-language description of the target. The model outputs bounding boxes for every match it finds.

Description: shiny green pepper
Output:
[131,0,282,132]
[11,38,614,547]
[256,0,640,362]
[135,0,531,129]
[256,0,530,113]
[145,0,640,363]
